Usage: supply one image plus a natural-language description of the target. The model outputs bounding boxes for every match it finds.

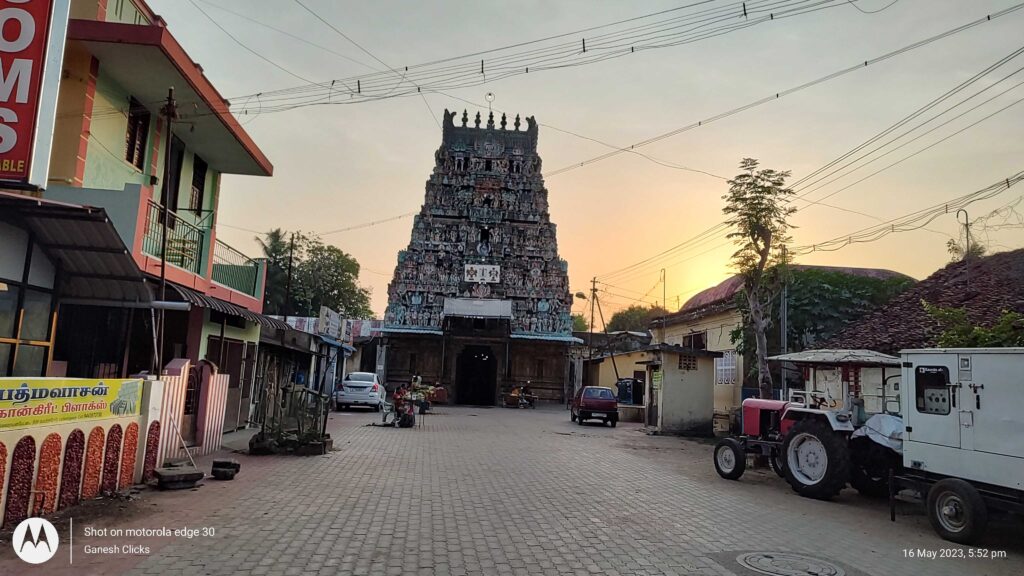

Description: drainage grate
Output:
[736,552,846,576]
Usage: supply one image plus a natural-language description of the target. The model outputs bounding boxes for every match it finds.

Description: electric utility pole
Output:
[588,277,596,359]
[284,233,295,321]
[660,268,667,342]
[156,87,176,375]
[780,245,789,399]
[957,209,971,292]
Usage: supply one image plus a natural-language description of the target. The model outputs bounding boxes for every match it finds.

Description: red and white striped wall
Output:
[194,373,229,458]
[158,360,230,464]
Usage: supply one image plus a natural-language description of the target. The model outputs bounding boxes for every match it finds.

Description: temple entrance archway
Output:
[455,345,497,405]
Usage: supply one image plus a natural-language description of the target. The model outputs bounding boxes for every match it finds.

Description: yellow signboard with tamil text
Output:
[0,379,143,431]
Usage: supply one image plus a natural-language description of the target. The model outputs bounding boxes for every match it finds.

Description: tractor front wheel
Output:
[769,450,786,478]
[713,438,746,480]
[782,419,850,500]
[927,478,988,544]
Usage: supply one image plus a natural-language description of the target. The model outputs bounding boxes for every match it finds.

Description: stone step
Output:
[153,466,204,490]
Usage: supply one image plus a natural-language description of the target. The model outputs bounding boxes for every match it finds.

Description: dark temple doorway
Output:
[456,345,497,405]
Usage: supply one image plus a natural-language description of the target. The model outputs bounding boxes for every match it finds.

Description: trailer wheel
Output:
[782,419,850,500]
[927,478,988,544]
[849,437,897,498]
[714,438,746,480]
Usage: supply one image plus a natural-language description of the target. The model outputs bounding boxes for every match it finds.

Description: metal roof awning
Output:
[768,349,900,367]
[318,334,343,347]
[318,334,357,353]
[259,325,315,354]
[0,192,150,303]
[443,298,513,319]
[163,283,288,329]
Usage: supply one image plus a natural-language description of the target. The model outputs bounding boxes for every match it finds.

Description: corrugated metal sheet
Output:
[768,349,900,366]
[163,283,288,329]
[0,192,150,302]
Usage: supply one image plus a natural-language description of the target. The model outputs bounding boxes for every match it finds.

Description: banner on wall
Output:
[0,378,143,431]
[317,306,342,339]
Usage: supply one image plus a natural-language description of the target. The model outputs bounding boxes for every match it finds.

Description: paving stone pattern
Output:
[3,406,1021,575]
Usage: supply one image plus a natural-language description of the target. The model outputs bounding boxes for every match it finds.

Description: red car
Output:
[571,386,619,427]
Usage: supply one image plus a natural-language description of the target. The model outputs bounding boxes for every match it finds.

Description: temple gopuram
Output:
[381,109,575,404]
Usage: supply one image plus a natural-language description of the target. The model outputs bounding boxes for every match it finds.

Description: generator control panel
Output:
[919,388,950,414]
[915,365,952,415]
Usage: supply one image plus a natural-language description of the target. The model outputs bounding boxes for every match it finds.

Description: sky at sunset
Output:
[148,0,1024,321]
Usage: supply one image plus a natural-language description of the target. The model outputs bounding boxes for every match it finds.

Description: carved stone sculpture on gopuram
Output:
[385,109,573,335]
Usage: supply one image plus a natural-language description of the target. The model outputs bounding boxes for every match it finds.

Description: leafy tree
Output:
[571,313,589,332]
[259,230,373,318]
[923,302,1024,347]
[257,228,293,316]
[722,158,795,399]
[731,268,913,386]
[605,304,669,332]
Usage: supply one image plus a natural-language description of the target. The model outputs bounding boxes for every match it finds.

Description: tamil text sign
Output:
[0,0,70,187]
[0,378,142,431]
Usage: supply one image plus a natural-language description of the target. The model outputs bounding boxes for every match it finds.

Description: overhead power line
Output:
[195,0,380,74]
[846,0,900,15]
[596,40,1024,284]
[792,171,1024,255]
[215,0,860,114]
[186,0,326,88]
[545,2,1024,178]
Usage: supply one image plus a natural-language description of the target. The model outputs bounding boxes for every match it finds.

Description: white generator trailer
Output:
[892,348,1024,543]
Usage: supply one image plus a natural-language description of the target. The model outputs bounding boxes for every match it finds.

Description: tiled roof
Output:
[679,266,908,313]
[826,249,1024,354]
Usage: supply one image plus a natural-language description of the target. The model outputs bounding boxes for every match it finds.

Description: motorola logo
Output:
[12,517,60,564]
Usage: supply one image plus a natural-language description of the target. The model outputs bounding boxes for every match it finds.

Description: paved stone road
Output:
[3,406,1022,575]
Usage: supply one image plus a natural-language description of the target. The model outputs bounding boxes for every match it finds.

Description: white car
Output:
[335,372,386,411]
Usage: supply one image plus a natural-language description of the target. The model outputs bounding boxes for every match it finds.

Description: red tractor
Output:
[713,350,903,500]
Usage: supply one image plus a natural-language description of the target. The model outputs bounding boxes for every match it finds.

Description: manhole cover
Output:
[736,552,845,576]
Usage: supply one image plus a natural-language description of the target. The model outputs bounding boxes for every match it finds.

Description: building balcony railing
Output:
[142,199,206,276]
[212,238,260,297]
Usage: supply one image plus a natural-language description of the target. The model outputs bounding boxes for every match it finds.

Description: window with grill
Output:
[714,350,737,386]
[678,355,697,371]
[190,155,208,213]
[125,97,150,170]
[681,331,707,350]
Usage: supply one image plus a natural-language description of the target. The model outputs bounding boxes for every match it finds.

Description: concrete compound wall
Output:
[0,378,163,528]
[0,361,230,528]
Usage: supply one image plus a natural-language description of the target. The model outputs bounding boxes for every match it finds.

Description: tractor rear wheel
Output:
[713,438,746,480]
[927,478,988,544]
[782,419,850,500]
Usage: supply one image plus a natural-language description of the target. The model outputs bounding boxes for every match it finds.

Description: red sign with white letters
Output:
[0,0,56,184]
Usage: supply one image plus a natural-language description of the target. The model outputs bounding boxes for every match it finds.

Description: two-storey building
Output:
[40,0,278,434]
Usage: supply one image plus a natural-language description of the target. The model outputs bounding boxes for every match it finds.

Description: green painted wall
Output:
[76,67,225,277]
[82,73,150,191]
[82,69,222,219]
[44,184,144,250]
[197,309,260,362]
